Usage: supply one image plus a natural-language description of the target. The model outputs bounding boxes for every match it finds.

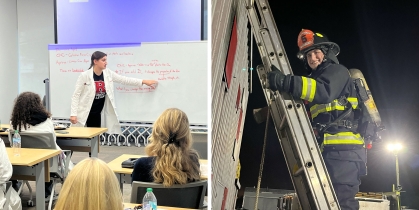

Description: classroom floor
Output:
[18,144,204,210]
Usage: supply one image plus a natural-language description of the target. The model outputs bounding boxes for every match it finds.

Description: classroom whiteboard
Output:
[48,42,207,124]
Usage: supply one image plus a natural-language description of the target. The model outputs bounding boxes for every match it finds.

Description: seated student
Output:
[131,108,201,187]
[10,91,74,200]
[54,158,123,210]
[0,138,22,210]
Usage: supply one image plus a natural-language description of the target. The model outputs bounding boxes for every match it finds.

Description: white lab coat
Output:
[17,118,61,150]
[14,118,74,170]
[70,68,144,134]
[0,139,22,210]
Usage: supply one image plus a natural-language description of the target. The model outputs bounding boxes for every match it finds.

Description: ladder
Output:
[245,0,340,209]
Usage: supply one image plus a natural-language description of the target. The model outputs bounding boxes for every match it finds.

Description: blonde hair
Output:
[146,108,201,187]
[54,158,123,210]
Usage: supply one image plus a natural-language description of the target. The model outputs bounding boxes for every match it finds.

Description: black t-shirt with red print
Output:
[89,72,107,115]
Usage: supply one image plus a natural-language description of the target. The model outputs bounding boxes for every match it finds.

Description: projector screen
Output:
[56,0,202,44]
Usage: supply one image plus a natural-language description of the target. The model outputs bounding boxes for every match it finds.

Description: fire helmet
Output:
[296,29,340,61]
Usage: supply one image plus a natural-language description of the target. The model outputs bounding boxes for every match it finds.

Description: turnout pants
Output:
[323,150,366,210]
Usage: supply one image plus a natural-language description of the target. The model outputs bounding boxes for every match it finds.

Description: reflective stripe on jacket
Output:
[321,131,365,151]
[310,97,358,119]
[301,77,316,102]
[324,132,364,145]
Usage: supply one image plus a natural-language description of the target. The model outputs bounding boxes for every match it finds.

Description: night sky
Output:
[238,0,419,208]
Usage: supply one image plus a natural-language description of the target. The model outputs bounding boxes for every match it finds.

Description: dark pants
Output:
[45,180,54,197]
[86,113,101,127]
[85,113,101,157]
[12,180,54,198]
[323,150,365,210]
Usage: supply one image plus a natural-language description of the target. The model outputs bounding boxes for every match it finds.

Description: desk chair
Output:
[8,131,72,210]
[0,181,12,209]
[130,180,207,209]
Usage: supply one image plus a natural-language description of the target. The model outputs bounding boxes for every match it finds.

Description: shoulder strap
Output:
[318,96,354,133]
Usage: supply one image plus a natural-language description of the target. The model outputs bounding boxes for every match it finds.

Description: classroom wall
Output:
[0,0,53,122]
[0,1,19,122]
[17,0,55,96]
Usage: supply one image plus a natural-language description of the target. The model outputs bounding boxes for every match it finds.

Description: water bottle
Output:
[12,130,21,156]
[142,188,157,210]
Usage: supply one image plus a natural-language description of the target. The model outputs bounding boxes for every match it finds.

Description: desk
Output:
[108,154,208,193]
[123,203,197,209]
[0,124,107,158]
[55,127,107,158]
[7,148,61,210]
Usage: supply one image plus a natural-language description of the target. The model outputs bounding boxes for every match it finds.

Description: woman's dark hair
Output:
[88,51,107,69]
[10,92,51,131]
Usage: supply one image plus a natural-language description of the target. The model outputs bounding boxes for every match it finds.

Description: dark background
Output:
[238,0,419,208]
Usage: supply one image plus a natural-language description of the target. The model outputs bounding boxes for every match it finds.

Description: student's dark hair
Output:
[10,92,51,131]
[88,51,107,69]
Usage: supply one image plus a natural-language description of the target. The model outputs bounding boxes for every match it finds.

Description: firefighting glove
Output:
[267,65,290,92]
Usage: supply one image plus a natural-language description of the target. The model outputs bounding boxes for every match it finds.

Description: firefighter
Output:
[267,29,367,210]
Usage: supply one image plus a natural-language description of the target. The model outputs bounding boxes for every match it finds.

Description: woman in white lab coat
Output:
[0,139,22,210]
[70,51,158,134]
